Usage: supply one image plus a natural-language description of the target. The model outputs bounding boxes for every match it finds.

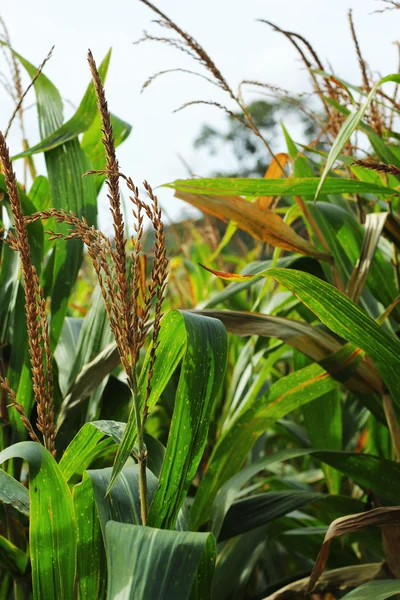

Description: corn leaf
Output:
[12,50,112,159]
[109,311,228,523]
[73,473,106,600]
[87,466,159,533]
[105,522,215,600]
[0,442,76,599]
[147,311,228,529]
[219,490,322,541]
[192,358,344,529]
[167,177,398,197]
[173,190,330,260]
[264,564,386,600]
[307,506,400,593]
[0,468,29,516]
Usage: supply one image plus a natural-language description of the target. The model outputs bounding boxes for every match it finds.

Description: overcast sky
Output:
[2,0,400,226]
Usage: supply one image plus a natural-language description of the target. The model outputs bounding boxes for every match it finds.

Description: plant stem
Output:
[130,368,148,524]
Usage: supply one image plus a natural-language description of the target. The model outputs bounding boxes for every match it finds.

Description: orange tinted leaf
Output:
[257,152,289,210]
[199,264,253,282]
[175,191,331,261]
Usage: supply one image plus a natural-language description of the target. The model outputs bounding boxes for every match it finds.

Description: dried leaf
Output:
[174,191,331,261]
[307,507,400,593]
[257,152,289,210]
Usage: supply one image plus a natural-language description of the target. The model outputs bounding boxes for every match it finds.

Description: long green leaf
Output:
[206,266,400,405]
[0,535,28,578]
[12,50,112,159]
[147,311,228,529]
[59,420,125,481]
[219,490,322,541]
[17,51,101,346]
[105,522,215,600]
[0,442,76,599]
[73,473,106,600]
[266,268,400,405]
[192,359,342,529]
[166,177,398,197]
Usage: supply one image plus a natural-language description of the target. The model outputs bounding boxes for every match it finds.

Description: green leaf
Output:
[0,442,76,599]
[59,420,125,481]
[107,311,186,491]
[266,268,400,405]
[57,285,114,429]
[12,50,112,159]
[314,450,400,504]
[146,311,228,529]
[295,351,342,494]
[166,177,398,197]
[17,50,99,347]
[0,468,30,516]
[340,580,400,599]
[0,535,29,578]
[219,490,322,541]
[192,359,341,529]
[81,112,132,195]
[195,308,384,397]
[316,73,400,200]
[105,522,215,600]
[87,466,159,534]
[73,473,106,600]
[210,448,310,538]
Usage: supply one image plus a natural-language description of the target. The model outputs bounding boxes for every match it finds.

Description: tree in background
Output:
[193,98,317,177]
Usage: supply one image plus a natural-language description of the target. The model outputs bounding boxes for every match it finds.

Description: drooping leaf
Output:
[202,266,400,405]
[264,564,386,600]
[59,420,125,481]
[194,309,384,396]
[172,190,331,260]
[265,268,400,405]
[307,507,400,593]
[219,490,322,541]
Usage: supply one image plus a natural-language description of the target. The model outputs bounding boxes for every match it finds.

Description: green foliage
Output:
[2,6,400,600]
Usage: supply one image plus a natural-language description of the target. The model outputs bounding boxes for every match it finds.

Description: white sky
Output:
[1,0,400,226]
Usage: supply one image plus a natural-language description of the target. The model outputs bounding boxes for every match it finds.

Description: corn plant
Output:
[3,3,400,600]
